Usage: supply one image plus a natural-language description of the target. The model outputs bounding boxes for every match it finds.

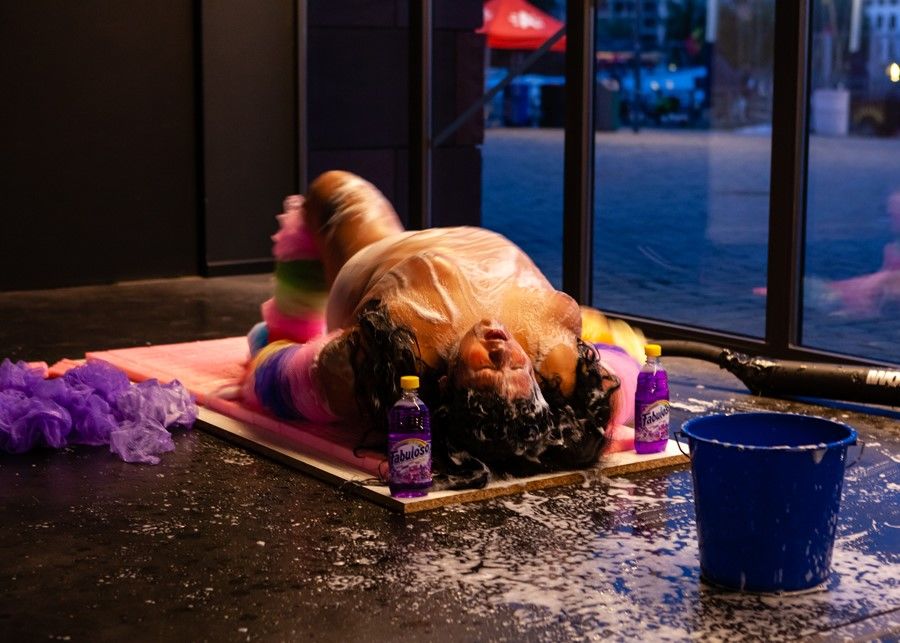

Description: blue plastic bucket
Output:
[503,81,531,126]
[678,412,859,593]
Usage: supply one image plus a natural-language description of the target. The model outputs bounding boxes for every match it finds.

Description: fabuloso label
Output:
[637,400,670,443]
[866,369,900,387]
[389,438,431,484]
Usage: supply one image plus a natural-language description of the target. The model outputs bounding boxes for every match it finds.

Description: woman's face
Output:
[453,320,535,400]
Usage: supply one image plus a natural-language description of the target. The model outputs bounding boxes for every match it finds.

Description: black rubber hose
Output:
[658,340,900,407]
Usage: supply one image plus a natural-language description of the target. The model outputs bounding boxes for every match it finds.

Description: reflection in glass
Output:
[803,0,900,363]
[592,0,774,338]
[480,0,567,287]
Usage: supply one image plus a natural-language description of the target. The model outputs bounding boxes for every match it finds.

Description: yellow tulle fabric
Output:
[579,306,647,365]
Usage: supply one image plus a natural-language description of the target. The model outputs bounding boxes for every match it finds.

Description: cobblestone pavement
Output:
[482,127,900,364]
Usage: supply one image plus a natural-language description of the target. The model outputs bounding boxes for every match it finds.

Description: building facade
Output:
[866,0,900,94]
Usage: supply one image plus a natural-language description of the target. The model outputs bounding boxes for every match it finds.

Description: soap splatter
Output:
[321,471,899,641]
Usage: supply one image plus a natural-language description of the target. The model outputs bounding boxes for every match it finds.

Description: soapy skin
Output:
[246,171,643,485]
[305,171,590,417]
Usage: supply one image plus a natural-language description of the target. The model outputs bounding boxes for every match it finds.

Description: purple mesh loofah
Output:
[21,399,72,450]
[30,370,118,446]
[0,358,197,463]
[0,389,72,453]
[113,379,197,427]
[63,360,131,405]
[109,419,175,465]
[0,359,45,393]
[68,394,118,446]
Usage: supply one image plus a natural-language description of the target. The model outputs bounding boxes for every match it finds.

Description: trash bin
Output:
[503,80,531,127]
[812,88,850,136]
[539,84,565,127]
[595,84,620,131]
[485,89,504,128]
[536,84,620,130]
[484,67,506,128]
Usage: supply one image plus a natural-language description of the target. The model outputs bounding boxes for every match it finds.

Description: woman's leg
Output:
[244,172,405,421]
[303,171,405,286]
[258,195,328,345]
[258,171,403,344]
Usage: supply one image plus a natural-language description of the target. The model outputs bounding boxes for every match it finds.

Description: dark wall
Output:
[308,0,484,227]
[0,1,199,290]
[0,0,485,290]
[201,0,297,272]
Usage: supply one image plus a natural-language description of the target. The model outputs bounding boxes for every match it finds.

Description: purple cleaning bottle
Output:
[634,343,670,454]
[387,375,433,498]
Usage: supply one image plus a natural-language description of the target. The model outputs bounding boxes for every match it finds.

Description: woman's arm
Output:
[315,330,362,422]
[514,290,582,397]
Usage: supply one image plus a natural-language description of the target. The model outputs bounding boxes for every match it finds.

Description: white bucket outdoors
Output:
[812,88,850,136]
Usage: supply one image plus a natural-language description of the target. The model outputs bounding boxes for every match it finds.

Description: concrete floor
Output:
[0,276,898,641]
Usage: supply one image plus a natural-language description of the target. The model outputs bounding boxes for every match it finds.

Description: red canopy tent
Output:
[478,0,566,52]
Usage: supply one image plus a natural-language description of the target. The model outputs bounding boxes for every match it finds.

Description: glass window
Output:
[479,0,567,288]
[802,0,900,363]
[591,0,775,337]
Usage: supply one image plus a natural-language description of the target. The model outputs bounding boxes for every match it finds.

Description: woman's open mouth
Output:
[481,327,509,342]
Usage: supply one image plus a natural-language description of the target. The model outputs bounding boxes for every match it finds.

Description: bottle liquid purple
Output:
[634,343,670,454]
[387,375,433,498]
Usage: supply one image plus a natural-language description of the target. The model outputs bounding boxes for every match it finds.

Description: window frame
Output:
[298,0,892,368]
[559,0,888,367]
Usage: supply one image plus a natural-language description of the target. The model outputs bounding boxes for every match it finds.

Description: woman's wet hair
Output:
[347,300,620,488]
[433,383,552,480]
[537,339,620,469]
[345,300,425,435]
[434,339,619,486]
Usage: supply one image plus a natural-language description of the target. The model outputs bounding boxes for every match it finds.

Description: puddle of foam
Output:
[671,401,711,413]
[320,472,899,641]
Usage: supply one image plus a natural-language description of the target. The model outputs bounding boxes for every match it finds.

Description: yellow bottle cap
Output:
[644,343,662,358]
[400,375,420,389]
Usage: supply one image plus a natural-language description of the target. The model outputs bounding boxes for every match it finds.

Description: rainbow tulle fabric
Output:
[242,333,340,424]
[261,196,328,344]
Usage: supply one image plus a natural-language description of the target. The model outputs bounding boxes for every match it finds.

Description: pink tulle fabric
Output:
[595,343,640,429]
[241,331,341,424]
[271,196,318,261]
[261,298,326,344]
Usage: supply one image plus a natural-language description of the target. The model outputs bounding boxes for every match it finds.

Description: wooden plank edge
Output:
[392,471,590,514]
[197,407,690,514]
[196,408,595,513]
[196,408,406,513]
[395,447,690,514]
[600,452,689,477]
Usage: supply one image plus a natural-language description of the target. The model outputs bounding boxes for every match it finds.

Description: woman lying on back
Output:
[243,171,642,488]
